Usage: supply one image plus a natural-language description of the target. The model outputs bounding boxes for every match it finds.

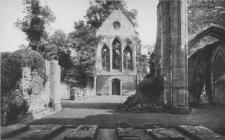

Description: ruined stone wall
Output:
[20,60,62,119]
[21,67,50,119]
[188,0,225,39]
[96,75,136,96]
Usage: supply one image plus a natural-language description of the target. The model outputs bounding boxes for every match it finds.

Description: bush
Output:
[121,75,164,111]
[1,49,45,96]
[1,49,45,125]
[1,89,29,126]
[137,75,164,102]
[1,52,12,60]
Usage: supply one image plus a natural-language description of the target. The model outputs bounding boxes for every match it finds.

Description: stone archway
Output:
[188,26,225,105]
[189,25,225,50]
[112,78,121,95]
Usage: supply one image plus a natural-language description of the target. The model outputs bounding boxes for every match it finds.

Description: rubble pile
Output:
[119,75,164,112]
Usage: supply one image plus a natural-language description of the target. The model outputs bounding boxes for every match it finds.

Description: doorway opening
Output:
[112,78,121,95]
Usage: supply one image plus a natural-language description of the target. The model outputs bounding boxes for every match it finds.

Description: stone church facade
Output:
[94,9,141,96]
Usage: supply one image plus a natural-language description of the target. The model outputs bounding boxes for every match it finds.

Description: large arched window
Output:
[123,46,133,70]
[101,45,110,70]
[112,38,122,70]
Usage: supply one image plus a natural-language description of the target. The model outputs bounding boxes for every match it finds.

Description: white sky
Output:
[0,0,158,52]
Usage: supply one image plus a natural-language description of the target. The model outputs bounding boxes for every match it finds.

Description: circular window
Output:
[113,21,121,30]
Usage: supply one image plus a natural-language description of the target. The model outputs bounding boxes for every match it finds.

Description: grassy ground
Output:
[30,95,225,136]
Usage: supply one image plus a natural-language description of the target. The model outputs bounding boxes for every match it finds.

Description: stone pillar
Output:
[93,75,97,95]
[110,44,113,72]
[159,0,190,113]
[50,60,62,111]
[45,60,51,104]
[121,42,124,72]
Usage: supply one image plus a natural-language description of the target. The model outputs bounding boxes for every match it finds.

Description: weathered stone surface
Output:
[96,129,118,140]
[64,125,98,140]
[177,125,225,140]
[117,127,140,140]
[156,0,189,112]
[22,125,64,140]
[147,128,185,140]
[1,124,29,138]
[144,123,164,129]
[121,129,154,140]
[3,125,224,140]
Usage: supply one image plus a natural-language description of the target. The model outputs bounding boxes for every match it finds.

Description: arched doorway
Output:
[212,51,225,104]
[112,78,120,95]
[188,25,225,105]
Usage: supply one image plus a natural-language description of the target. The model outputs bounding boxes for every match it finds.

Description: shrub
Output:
[1,89,29,126]
[1,52,12,60]
[1,49,45,125]
[1,49,45,96]
[121,75,164,110]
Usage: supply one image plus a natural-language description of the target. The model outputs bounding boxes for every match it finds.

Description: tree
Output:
[50,30,73,69]
[68,21,100,86]
[85,0,138,29]
[16,0,55,51]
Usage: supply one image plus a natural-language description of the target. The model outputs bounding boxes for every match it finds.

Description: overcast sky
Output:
[0,0,158,52]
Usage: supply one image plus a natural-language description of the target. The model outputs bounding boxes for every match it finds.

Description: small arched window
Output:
[123,46,133,70]
[112,38,122,70]
[101,45,110,70]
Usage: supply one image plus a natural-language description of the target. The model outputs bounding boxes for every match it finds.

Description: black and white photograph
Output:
[1,0,225,139]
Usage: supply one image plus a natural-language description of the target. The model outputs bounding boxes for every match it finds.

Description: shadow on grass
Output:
[28,114,119,128]
[62,102,122,110]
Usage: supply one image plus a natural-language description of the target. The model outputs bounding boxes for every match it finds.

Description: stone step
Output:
[147,128,185,140]
[1,124,29,138]
[22,125,64,140]
[177,125,225,140]
[63,125,98,140]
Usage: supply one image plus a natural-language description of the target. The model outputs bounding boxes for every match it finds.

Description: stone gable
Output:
[97,9,137,37]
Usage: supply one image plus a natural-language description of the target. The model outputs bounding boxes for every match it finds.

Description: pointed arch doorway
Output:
[112,78,121,95]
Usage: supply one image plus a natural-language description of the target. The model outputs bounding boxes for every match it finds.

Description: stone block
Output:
[177,125,225,140]
[117,127,140,140]
[144,123,164,129]
[64,125,98,140]
[96,129,117,140]
[1,124,29,138]
[147,128,185,140]
[22,125,64,140]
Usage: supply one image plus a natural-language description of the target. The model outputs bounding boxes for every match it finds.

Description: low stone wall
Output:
[60,82,70,100]
[70,87,95,100]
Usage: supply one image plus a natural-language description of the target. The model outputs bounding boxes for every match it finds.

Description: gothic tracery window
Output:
[123,46,133,70]
[112,38,122,70]
[102,45,110,70]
